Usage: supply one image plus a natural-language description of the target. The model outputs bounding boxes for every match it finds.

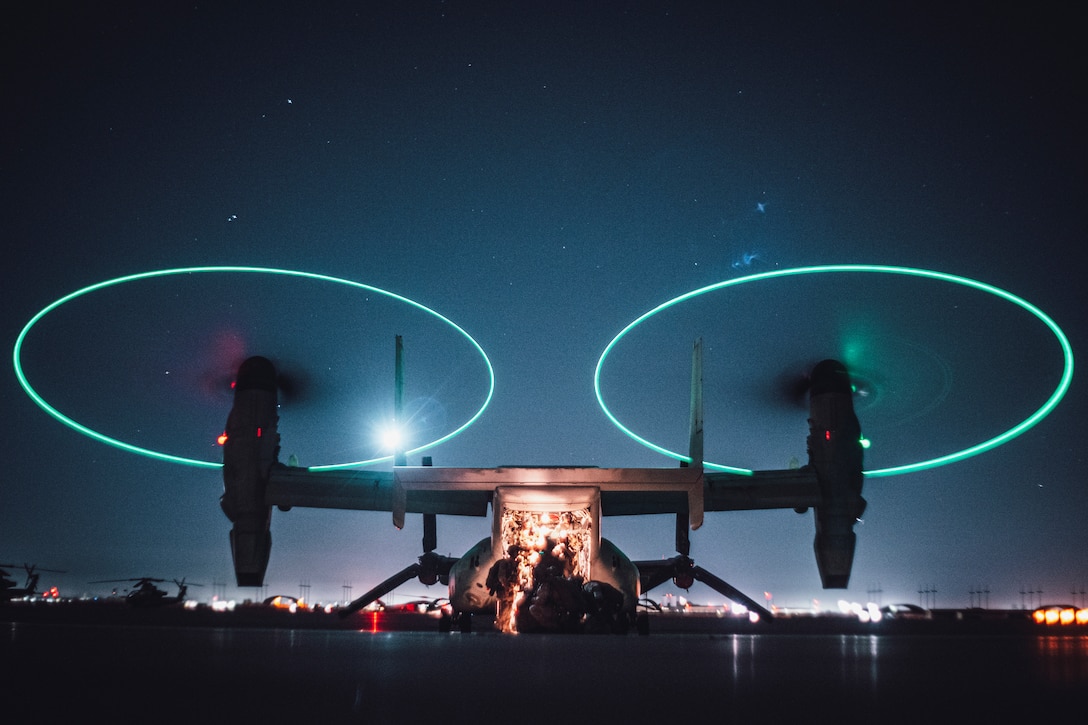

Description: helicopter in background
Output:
[91,577,200,607]
[1,563,66,602]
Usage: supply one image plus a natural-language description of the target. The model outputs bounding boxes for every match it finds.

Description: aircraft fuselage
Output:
[446,485,639,633]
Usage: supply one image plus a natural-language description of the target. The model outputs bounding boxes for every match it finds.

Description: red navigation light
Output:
[257,427,262,438]
[217,432,228,445]
[825,430,831,441]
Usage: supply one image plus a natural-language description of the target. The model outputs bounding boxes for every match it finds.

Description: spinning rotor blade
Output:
[198,351,320,408]
[768,358,879,412]
[2,564,66,574]
[273,365,312,405]
[89,577,167,586]
[770,361,819,408]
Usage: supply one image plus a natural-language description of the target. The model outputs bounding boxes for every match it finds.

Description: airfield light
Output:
[1029,606,1088,626]
[595,265,1073,477]
[13,266,495,470]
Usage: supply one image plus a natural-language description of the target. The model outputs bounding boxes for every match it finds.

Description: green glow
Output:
[13,266,495,470]
[594,264,1074,477]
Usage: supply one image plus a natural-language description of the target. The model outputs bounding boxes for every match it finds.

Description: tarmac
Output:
[0,598,1057,636]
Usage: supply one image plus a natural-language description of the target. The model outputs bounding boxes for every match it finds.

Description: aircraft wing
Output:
[266,465,491,517]
[266,464,817,527]
[702,468,821,512]
[601,468,820,516]
[268,465,708,526]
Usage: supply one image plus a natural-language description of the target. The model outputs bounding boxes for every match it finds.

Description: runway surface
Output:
[3,606,1085,723]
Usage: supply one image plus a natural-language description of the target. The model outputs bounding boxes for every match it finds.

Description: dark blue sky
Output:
[3,1,1084,610]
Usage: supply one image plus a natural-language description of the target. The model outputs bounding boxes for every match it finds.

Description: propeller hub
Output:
[234,356,278,393]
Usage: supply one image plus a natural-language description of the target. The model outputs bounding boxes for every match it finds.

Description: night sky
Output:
[3,2,1084,611]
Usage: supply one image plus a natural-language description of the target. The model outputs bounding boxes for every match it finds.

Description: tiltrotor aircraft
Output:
[219,337,864,634]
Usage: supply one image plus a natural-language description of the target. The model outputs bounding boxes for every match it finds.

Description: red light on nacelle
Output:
[257,427,262,438]
[825,430,831,441]
[217,432,228,445]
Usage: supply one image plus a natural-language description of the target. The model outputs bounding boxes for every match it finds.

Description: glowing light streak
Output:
[13,266,495,470]
[595,265,1073,477]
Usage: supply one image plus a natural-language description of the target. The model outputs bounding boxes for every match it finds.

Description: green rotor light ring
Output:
[13,266,495,471]
[594,264,1074,477]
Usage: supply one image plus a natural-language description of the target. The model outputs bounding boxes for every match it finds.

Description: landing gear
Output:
[633,510,773,621]
[457,611,473,633]
[338,513,457,620]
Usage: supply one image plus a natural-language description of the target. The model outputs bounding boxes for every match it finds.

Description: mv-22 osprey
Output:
[219,338,865,633]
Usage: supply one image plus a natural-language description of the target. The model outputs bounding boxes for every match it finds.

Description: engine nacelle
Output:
[806,359,866,588]
[220,356,280,587]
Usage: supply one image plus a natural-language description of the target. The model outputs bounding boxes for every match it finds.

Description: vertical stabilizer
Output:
[394,334,407,467]
[688,337,704,468]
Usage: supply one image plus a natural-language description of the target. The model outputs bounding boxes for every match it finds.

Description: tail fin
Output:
[687,337,704,468]
[394,334,406,467]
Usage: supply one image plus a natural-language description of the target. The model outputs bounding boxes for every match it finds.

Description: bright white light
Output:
[839,599,875,621]
[379,423,404,451]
